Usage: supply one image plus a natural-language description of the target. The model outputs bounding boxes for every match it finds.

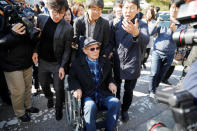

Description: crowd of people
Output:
[0,0,196,130]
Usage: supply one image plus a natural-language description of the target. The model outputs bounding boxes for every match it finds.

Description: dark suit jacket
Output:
[68,55,115,98]
[73,13,110,56]
[36,14,73,69]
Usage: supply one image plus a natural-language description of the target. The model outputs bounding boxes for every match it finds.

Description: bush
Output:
[147,0,170,11]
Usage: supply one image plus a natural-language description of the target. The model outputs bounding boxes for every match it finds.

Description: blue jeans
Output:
[83,96,120,131]
[149,51,174,93]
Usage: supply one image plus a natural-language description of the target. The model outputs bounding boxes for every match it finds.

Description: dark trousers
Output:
[33,64,39,89]
[0,70,11,104]
[114,76,137,111]
[38,59,65,110]
[163,65,175,81]
[142,48,151,64]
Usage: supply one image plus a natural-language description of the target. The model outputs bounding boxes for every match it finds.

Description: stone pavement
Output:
[0,55,184,131]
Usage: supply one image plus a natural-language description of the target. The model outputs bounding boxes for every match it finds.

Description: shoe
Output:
[26,107,39,113]
[162,80,172,85]
[149,92,155,99]
[18,113,30,122]
[143,63,147,69]
[47,99,54,108]
[33,89,42,96]
[121,111,129,122]
[55,109,63,121]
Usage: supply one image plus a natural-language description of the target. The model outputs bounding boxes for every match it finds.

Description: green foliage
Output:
[102,6,113,14]
[102,7,113,14]
[73,0,115,3]
[146,0,170,11]
[74,0,85,2]
[72,0,114,14]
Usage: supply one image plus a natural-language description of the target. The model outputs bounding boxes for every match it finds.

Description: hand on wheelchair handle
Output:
[109,83,117,94]
[73,89,82,100]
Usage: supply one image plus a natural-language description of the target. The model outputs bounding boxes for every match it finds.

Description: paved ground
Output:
[0,53,184,131]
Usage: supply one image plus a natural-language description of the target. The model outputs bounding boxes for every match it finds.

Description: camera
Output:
[172,0,197,47]
[0,0,39,38]
[147,90,197,131]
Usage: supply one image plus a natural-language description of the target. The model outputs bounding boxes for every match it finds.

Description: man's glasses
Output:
[89,47,100,51]
[51,10,65,16]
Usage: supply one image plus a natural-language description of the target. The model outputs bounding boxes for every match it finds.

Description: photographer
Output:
[0,5,39,122]
[148,2,179,97]
[147,0,197,130]
[173,0,197,87]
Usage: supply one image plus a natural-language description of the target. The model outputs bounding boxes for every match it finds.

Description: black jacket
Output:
[68,55,115,98]
[73,13,110,56]
[110,17,149,80]
[36,14,73,69]
[0,30,34,72]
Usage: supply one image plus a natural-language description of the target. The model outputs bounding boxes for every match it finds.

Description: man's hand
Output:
[109,83,117,94]
[73,89,82,100]
[59,67,65,80]
[122,19,139,37]
[170,22,176,32]
[12,23,26,35]
[32,53,38,64]
[108,52,113,59]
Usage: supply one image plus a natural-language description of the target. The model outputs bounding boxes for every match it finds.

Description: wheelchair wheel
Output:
[65,88,74,127]
[65,87,84,131]
[73,99,84,131]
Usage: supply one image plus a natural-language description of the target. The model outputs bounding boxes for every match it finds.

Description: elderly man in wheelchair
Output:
[68,37,120,131]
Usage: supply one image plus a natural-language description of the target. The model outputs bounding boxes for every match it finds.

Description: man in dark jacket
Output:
[0,11,39,122]
[110,0,149,122]
[69,38,120,131]
[0,6,11,106]
[32,0,73,121]
[73,0,110,57]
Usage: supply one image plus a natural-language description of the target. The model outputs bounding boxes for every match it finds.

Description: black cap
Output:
[83,37,101,48]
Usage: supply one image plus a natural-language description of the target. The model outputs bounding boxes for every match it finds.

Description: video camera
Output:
[172,0,197,47]
[147,90,197,131]
[0,0,39,37]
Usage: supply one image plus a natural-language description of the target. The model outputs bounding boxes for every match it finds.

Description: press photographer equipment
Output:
[147,90,197,131]
[0,0,39,37]
[172,0,197,47]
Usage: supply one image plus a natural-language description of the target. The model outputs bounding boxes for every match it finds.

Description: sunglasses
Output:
[89,47,100,51]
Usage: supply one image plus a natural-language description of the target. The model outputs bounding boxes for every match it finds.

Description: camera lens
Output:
[173,28,197,47]
[147,120,169,131]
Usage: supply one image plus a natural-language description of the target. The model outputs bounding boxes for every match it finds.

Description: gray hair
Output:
[46,0,69,12]
[123,0,140,8]
[86,0,104,9]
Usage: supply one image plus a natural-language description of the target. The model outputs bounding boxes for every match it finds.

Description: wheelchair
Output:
[64,85,119,131]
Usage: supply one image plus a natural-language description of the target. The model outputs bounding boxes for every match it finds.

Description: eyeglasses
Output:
[89,47,100,51]
[51,10,65,16]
